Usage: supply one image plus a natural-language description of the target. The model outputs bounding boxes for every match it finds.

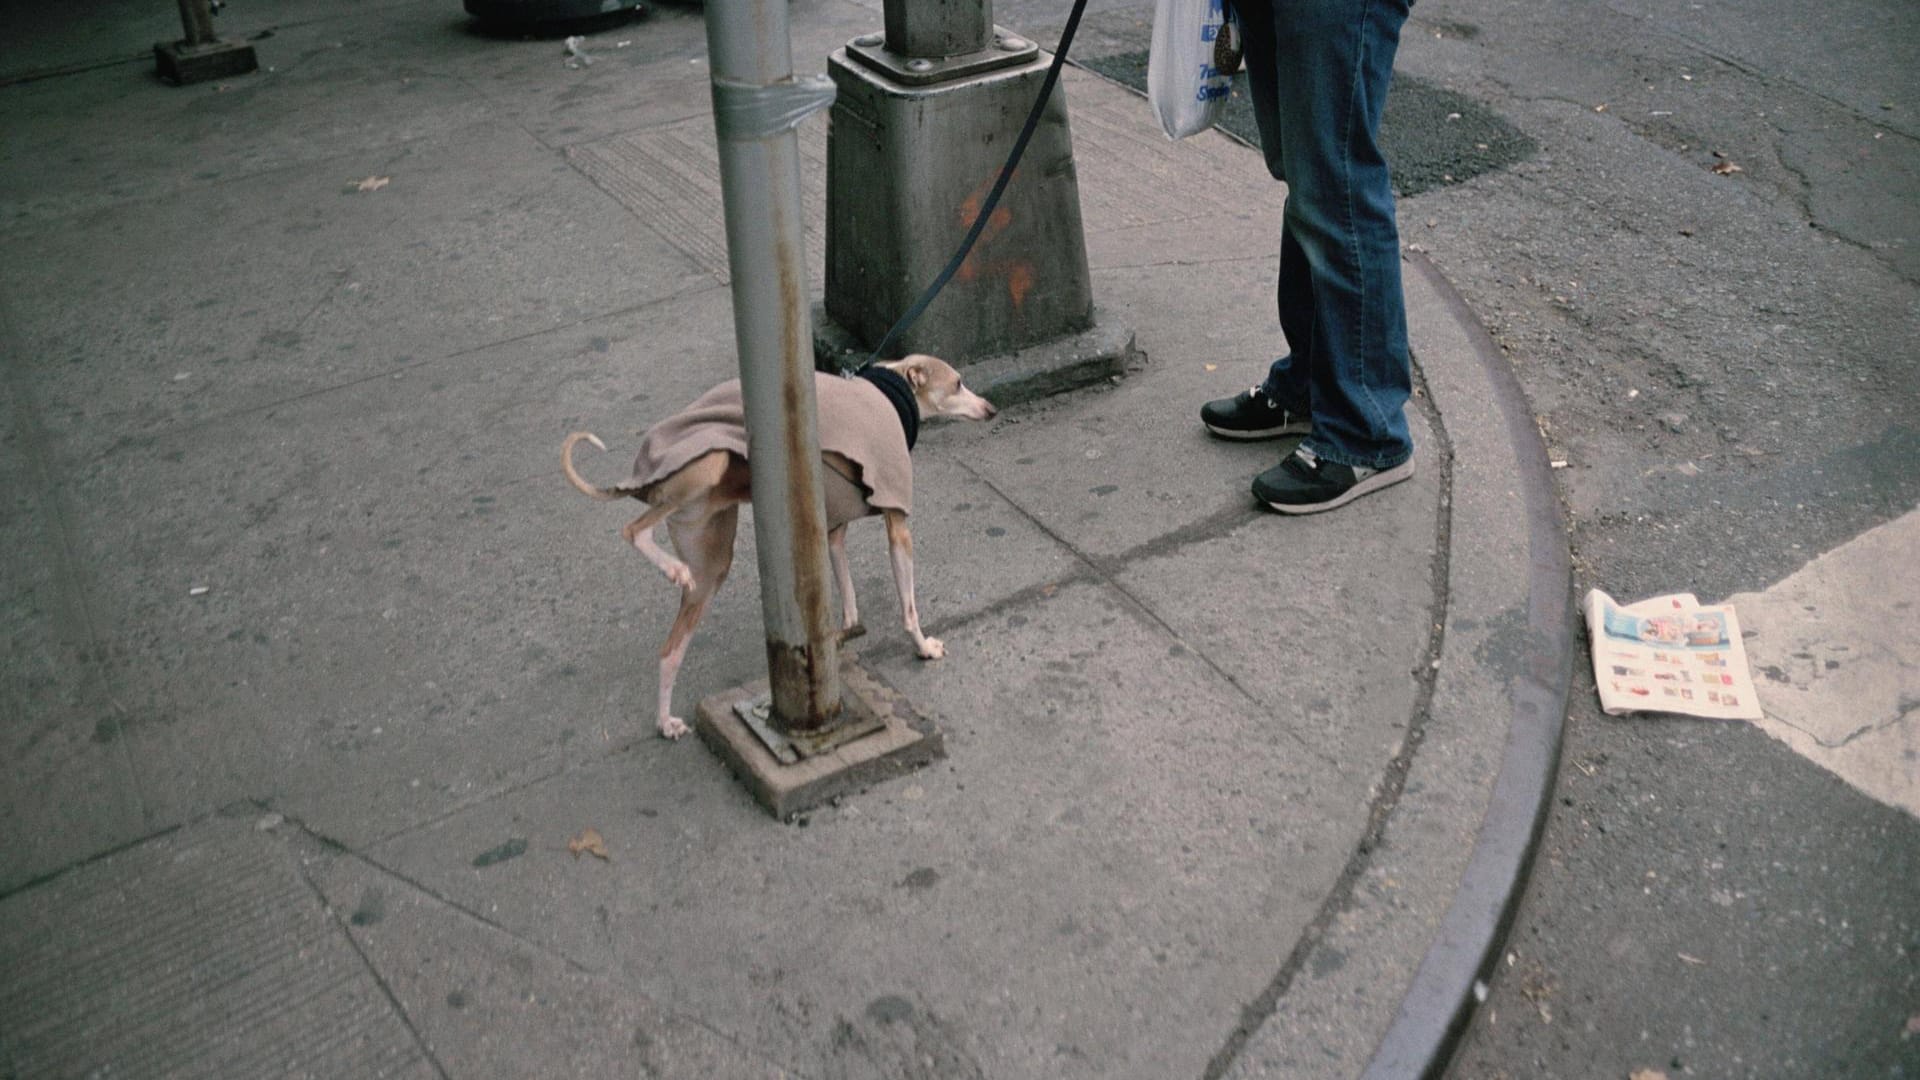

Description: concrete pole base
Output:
[694,660,944,820]
[154,39,258,85]
[815,301,1141,406]
[823,43,1104,368]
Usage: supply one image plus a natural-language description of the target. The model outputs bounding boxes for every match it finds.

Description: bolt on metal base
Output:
[843,27,1037,86]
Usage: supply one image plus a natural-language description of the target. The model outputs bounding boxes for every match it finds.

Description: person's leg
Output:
[1260,223,1316,410]
[1244,0,1413,471]
[1198,220,1316,438]
[1237,0,1315,412]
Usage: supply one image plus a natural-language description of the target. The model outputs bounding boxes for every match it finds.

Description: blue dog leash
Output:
[860,0,1093,367]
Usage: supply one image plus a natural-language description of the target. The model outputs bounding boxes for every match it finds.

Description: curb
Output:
[1361,253,1576,1079]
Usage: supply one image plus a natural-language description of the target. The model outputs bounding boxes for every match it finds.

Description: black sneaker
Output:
[1201,385,1311,440]
[1252,445,1414,514]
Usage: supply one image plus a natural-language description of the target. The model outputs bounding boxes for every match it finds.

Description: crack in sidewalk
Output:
[1762,699,1920,750]
[1201,355,1457,1080]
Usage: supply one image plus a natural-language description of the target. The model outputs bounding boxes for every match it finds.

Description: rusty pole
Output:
[175,0,218,45]
[700,0,844,732]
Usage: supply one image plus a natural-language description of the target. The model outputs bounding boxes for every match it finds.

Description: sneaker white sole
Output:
[1204,421,1312,440]
[1263,457,1416,515]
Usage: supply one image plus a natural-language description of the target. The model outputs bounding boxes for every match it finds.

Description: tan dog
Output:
[563,354,996,739]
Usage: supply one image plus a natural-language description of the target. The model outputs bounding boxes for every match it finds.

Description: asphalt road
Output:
[1001,0,1920,1075]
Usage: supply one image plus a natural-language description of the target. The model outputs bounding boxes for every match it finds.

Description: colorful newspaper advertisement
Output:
[1583,589,1763,720]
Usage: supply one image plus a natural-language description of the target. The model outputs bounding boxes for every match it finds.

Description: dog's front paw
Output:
[662,562,696,591]
[658,715,691,740]
[916,637,946,660]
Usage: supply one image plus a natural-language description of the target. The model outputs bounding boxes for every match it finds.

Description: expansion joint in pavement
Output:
[0,822,183,905]
[271,810,790,1076]
[295,851,457,1080]
[1201,352,1460,1080]
[278,806,607,979]
[949,461,1332,764]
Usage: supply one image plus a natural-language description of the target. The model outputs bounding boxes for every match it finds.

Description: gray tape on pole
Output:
[711,74,837,140]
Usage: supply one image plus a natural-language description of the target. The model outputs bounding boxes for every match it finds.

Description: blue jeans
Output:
[1239,0,1413,470]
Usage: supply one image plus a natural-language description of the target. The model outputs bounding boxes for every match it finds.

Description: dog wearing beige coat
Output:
[563,354,996,739]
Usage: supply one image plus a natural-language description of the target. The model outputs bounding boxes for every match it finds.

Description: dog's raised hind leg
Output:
[622,503,695,590]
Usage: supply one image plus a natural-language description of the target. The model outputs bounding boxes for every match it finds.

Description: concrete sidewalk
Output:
[0,2,1571,1077]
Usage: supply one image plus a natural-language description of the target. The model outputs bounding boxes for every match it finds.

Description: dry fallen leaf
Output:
[1630,1070,1669,1080]
[568,827,610,860]
[1711,160,1743,175]
[1203,363,1218,372]
[354,175,391,193]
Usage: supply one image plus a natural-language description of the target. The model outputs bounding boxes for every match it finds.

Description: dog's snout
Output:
[960,387,996,420]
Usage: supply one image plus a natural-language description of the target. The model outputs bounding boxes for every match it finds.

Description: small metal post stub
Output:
[734,691,888,763]
[735,695,801,765]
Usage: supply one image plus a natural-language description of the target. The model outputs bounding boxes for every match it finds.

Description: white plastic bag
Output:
[1147,0,1241,140]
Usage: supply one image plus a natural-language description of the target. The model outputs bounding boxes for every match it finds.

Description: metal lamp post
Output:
[699,0,845,735]
[689,0,959,819]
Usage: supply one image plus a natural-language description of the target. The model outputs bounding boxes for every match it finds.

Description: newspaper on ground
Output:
[1583,589,1762,720]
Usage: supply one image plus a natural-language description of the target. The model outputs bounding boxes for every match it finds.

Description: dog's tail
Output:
[561,432,626,501]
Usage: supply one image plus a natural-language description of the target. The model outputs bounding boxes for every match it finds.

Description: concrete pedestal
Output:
[695,661,944,820]
[822,38,1132,399]
[154,39,258,85]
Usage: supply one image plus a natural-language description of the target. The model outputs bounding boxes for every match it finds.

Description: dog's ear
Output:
[894,355,931,388]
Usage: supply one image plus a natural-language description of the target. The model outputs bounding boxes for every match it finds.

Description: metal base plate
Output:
[844,27,1039,87]
[733,693,887,765]
[696,661,945,820]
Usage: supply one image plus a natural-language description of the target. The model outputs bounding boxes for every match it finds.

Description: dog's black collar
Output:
[857,364,919,451]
